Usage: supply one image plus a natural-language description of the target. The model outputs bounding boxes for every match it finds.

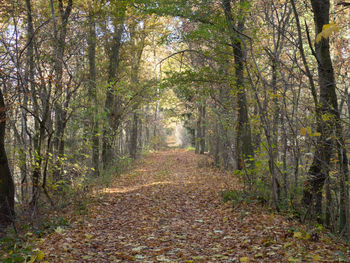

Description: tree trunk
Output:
[129,111,138,159]
[23,0,34,203]
[200,104,206,154]
[195,106,201,154]
[102,21,124,169]
[271,59,281,208]
[214,122,220,166]
[138,114,143,150]
[87,12,99,176]
[280,103,288,199]
[127,23,146,159]
[303,0,349,229]
[50,0,73,180]
[0,87,14,228]
[222,0,254,170]
[30,97,50,209]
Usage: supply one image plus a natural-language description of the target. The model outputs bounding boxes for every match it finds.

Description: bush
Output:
[219,188,269,207]
[0,216,69,263]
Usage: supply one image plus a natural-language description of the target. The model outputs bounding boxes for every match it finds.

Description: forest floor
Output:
[40,149,349,262]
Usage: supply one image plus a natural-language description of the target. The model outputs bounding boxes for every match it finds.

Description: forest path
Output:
[42,149,345,262]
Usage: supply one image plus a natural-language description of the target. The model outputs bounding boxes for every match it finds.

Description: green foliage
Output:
[0,233,33,263]
[220,189,245,204]
[229,147,310,222]
[0,216,69,262]
[86,155,132,188]
[134,0,218,25]
[219,188,268,207]
[186,146,195,151]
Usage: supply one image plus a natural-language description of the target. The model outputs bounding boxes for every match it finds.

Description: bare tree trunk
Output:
[0,87,14,229]
[153,97,159,147]
[129,111,138,159]
[200,104,206,154]
[31,96,50,210]
[281,111,288,199]
[325,177,332,228]
[195,106,201,154]
[87,12,99,176]
[102,21,124,169]
[337,125,349,234]
[127,22,146,159]
[270,59,281,207]
[222,0,254,170]
[23,0,35,203]
[301,0,349,230]
[138,113,143,150]
[50,0,73,180]
[26,0,50,210]
[214,122,220,166]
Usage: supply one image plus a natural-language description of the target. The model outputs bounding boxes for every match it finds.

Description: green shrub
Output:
[219,188,269,207]
[0,216,69,263]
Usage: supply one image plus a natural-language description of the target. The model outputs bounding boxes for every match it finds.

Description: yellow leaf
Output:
[293,231,303,239]
[255,253,263,258]
[300,127,307,136]
[240,257,249,262]
[284,242,293,248]
[54,226,65,234]
[288,256,299,263]
[27,255,37,263]
[311,132,321,137]
[316,32,323,43]
[85,233,94,240]
[316,23,339,43]
[306,126,312,135]
[26,232,33,237]
[37,250,45,261]
[323,23,339,35]
[313,254,322,261]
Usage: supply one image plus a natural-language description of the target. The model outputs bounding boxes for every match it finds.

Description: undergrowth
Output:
[0,154,135,263]
[0,216,69,262]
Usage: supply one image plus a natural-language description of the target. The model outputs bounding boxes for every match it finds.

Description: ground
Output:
[40,149,349,262]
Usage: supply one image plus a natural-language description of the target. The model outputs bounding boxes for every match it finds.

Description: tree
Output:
[301,0,349,232]
[102,2,126,169]
[222,0,254,170]
[87,6,99,176]
[0,87,14,229]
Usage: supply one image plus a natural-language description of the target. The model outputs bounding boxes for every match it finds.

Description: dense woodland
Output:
[0,0,350,254]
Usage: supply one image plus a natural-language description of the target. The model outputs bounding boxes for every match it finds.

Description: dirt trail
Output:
[41,149,348,262]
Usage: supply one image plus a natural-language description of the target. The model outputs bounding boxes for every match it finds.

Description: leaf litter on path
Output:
[39,149,349,262]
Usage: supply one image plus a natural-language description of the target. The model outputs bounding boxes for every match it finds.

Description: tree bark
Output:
[129,111,138,159]
[195,106,201,154]
[222,0,254,170]
[0,87,14,228]
[87,12,99,176]
[23,0,35,203]
[303,0,349,230]
[200,104,206,154]
[102,20,124,169]
[50,0,73,181]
